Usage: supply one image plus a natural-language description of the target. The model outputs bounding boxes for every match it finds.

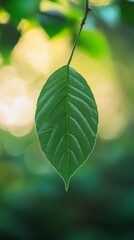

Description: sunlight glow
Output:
[0,10,10,24]
[12,28,50,73]
[90,0,113,6]
[40,0,64,12]
[17,19,30,32]
[0,66,34,136]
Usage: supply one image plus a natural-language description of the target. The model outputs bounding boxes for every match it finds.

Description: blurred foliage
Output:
[78,29,110,57]
[0,0,41,23]
[38,10,73,37]
[119,1,134,24]
[0,22,20,62]
[0,0,134,239]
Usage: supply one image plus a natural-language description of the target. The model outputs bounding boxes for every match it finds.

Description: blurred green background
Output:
[0,0,134,239]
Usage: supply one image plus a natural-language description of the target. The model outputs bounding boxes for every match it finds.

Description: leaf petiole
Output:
[67,0,91,66]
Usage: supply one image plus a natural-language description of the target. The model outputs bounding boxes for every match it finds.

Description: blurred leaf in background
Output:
[38,10,73,37]
[78,29,110,57]
[0,0,41,24]
[0,22,21,62]
[0,0,134,239]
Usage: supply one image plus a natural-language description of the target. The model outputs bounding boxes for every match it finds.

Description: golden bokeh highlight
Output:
[12,28,50,73]
[90,0,113,6]
[0,66,34,136]
[0,9,10,24]
[40,0,64,12]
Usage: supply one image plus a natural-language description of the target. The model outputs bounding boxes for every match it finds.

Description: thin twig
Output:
[67,0,91,66]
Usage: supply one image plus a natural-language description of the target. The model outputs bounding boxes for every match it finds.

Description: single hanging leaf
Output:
[35,65,98,190]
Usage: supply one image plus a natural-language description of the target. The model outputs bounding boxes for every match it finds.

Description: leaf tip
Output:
[64,180,69,192]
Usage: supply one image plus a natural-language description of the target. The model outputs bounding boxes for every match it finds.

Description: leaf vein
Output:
[69,102,96,138]
[68,133,84,162]
[39,81,66,103]
[70,84,96,107]
[69,116,91,148]
[37,96,66,131]
[45,112,66,153]
[69,93,93,116]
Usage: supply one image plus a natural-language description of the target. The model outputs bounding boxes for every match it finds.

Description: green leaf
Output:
[38,11,73,38]
[78,30,110,57]
[2,0,41,24]
[120,1,134,25]
[35,66,98,190]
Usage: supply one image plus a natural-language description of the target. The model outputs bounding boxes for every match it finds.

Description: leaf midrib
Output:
[66,64,70,186]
